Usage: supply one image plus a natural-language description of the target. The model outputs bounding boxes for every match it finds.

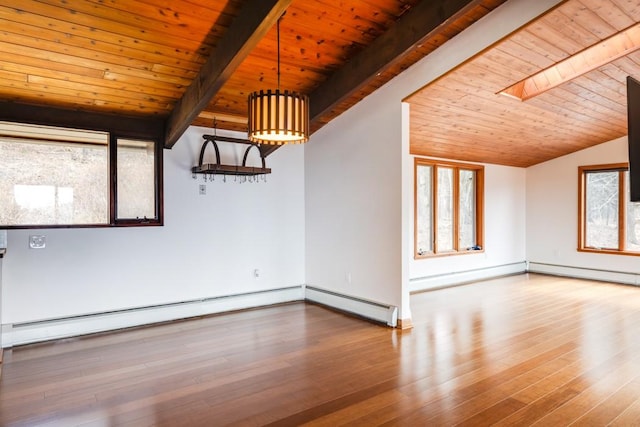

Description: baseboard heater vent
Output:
[3,285,400,347]
[305,286,398,327]
[527,262,640,285]
[3,286,304,347]
[410,261,527,293]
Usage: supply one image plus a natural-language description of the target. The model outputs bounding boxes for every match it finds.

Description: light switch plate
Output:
[29,235,46,249]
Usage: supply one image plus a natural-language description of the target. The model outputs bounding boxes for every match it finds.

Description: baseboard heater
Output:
[304,285,398,327]
[410,261,527,293]
[3,286,304,347]
[527,262,640,285]
[3,285,400,347]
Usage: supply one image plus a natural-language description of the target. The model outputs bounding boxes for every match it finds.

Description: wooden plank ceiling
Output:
[0,0,506,148]
[407,0,640,168]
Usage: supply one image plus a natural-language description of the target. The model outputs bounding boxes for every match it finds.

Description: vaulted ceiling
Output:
[2,0,639,168]
[408,0,640,167]
[0,0,505,150]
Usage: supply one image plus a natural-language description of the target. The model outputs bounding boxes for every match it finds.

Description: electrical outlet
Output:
[199,184,206,195]
[29,235,46,249]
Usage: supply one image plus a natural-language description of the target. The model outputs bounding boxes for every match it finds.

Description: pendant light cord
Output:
[277,16,281,90]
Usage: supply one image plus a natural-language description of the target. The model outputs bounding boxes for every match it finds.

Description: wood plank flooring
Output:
[2,273,640,426]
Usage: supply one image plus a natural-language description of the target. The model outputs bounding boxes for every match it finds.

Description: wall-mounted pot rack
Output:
[191,134,271,177]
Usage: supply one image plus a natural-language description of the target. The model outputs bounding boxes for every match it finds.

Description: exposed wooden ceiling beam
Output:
[500,22,640,101]
[197,111,248,125]
[308,0,483,123]
[164,0,292,149]
[0,101,164,141]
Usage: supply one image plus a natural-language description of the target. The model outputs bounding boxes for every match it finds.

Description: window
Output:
[414,158,484,257]
[115,138,158,222]
[579,164,640,255]
[0,121,163,228]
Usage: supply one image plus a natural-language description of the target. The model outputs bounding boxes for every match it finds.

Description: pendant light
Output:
[247,14,309,145]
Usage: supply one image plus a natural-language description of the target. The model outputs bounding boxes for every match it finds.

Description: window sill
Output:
[578,248,640,257]
[415,249,485,260]
[1,221,162,230]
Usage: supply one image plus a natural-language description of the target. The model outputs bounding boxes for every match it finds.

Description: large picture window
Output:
[414,158,484,258]
[578,164,640,255]
[0,121,163,228]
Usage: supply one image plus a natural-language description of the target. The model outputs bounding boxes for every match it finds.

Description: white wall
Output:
[527,136,639,275]
[2,126,305,325]
[410,161,527,286]
[0,256,2,349]
[305,91,404,312]
[305,0,562,319]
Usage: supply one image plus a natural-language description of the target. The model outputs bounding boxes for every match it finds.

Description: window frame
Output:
[578,163,639,256]
[414,158,484,259]
[0,111,164,229]
[110,133,164,227]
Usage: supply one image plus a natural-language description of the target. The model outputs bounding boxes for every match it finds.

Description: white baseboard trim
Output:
[15,260,635,347]
[304,286,398,327]
[527,262,640,285]
[410,261,527,293]
[2,286,304,348]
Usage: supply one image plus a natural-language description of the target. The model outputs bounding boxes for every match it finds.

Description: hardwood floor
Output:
[2,273,640,426]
